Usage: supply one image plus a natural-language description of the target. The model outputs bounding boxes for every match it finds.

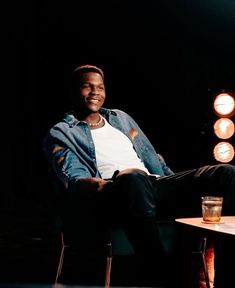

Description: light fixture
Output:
[213,92,235,117]
[213,118,235,139]
[212,91,235,163]
[213,142,234,163]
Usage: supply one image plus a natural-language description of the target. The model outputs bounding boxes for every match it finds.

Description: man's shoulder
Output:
[101,107,130,118]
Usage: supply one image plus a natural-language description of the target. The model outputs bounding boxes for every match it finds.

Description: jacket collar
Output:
[63,108,117,127]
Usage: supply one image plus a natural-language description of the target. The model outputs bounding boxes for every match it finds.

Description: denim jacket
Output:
[43,108,174,186]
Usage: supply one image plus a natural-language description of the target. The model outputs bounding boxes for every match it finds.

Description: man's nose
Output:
[90,87,99,94]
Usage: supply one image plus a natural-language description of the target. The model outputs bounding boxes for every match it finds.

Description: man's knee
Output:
[216,163,235,173]
[115,170,155,217]
[116,168,149,178]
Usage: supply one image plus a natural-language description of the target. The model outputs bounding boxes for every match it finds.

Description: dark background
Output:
[2,0,235,220]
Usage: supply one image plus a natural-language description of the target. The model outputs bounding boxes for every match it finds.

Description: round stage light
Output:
[213,141,234,163]
[213,93,235,117]
[213,118,235,139]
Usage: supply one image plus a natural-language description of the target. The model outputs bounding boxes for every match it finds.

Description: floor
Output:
[0,285,155,288]
[0,210,60,285]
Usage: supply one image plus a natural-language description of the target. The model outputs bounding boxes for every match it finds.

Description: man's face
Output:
[75,72,106,113]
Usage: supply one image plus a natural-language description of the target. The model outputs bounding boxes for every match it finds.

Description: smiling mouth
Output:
[86,98,99,104]
[89,99,99,103]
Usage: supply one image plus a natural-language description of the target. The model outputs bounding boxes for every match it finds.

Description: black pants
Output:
[102,164,235,220]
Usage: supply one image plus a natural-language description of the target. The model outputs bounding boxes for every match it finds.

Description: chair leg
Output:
[105,242,112,288]
[55,233,66,284]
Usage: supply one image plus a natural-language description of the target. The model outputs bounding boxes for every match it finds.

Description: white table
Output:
[175,216,235,288]
[175,216,235,237]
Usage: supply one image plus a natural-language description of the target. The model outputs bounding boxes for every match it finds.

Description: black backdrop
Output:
[2,0,235,218]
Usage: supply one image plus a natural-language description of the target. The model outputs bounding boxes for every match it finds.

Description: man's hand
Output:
[91,177,113,192]
[75,177,113,193]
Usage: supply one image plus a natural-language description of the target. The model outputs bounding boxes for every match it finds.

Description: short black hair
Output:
[73,64,104,79]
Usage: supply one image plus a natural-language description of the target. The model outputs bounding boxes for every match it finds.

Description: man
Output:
[43,64,235,287]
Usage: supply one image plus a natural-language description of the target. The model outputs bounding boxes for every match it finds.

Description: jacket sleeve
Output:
[43,129,92,187]
[157,153,175,176]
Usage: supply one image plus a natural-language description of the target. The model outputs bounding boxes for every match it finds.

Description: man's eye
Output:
[81,84,91,89]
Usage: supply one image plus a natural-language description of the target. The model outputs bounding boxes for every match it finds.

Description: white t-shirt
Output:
[90,117,150,179]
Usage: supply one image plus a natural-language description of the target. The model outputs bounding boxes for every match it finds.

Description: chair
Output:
[55,232,113,287]
[50,174,180,286]
[49,166,204,287]
[53,212,179,286]
[50,171,136,286]
[54,222,179,287]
